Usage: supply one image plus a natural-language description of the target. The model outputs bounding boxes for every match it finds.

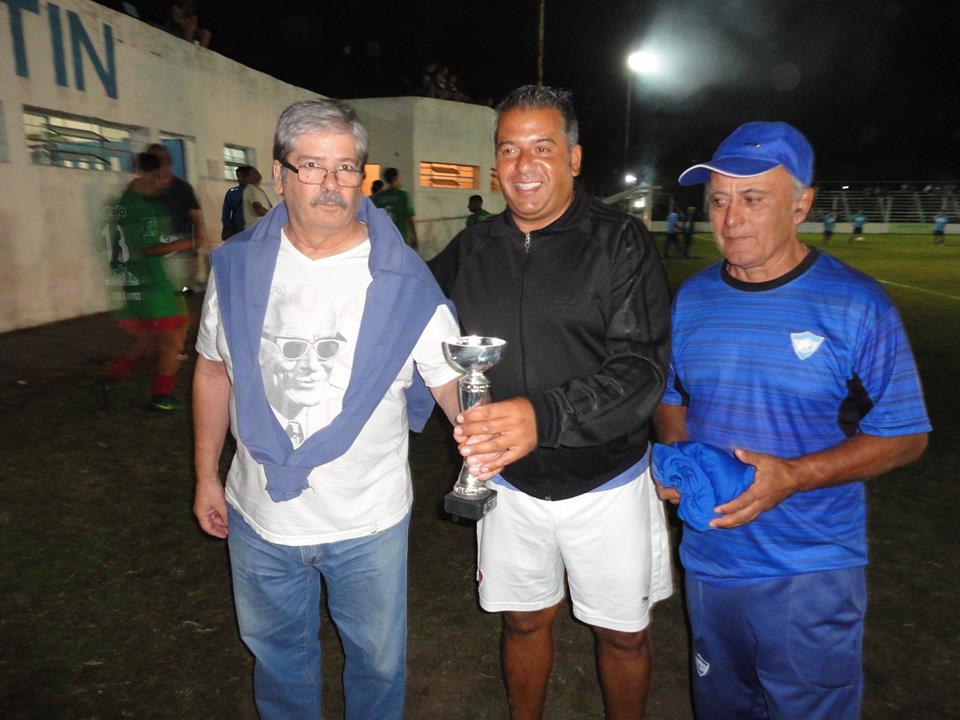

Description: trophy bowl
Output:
[443,335,506,375]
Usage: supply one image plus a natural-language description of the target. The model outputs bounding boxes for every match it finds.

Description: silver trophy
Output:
[443,335,506,520]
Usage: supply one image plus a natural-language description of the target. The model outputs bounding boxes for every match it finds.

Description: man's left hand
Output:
[454,397,537,480]
[710,448,804,529]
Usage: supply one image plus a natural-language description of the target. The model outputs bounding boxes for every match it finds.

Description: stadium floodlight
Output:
[842,185,850,190]
[633,199,645,208]
[625,173,638,185]
[627,50,661,76]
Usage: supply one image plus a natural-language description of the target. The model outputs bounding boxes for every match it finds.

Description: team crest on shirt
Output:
[790,331,825,360]
[695,652,711,677]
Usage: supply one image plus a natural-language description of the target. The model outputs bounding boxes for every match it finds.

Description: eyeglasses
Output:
[261,331,346,361]
[279,158,365,187]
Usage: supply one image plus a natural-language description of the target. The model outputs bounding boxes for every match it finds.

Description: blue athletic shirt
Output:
[934,213,949,232]
[663,248,930,585]
[666,211,679,233]
[852,212,866,230]
[221,185,245,234]
[823,214,836,232]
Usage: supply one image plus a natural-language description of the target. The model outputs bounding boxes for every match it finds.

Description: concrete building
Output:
[0,0,502,332]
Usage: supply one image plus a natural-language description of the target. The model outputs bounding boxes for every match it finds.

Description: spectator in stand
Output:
[447,74,467,102]
[435,66,450,99]
[420,62,440,97]
[221,165,250,241]
[163,1,211,48]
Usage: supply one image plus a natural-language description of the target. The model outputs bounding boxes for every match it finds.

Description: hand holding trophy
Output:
[442,335,506,520]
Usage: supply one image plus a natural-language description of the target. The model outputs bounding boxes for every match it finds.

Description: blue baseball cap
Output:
[678,121,814,187]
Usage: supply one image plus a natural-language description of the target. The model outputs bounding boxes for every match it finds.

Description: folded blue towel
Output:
[652,441,756,532]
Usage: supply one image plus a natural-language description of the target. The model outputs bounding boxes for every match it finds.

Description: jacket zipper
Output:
[519,231,551,501]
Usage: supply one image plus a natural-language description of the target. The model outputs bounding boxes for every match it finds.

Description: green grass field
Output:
[0,233,957,718]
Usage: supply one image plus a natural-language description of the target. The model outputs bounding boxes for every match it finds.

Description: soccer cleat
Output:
[147,394,185,412]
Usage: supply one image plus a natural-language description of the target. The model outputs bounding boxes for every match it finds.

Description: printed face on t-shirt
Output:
[259,285,344,418]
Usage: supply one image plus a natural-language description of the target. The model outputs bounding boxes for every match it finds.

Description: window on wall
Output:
[362,163,382,197]
[490,169,500,193]
[224,144,256,180]
[418,161,479,190]
[23,108,138,172]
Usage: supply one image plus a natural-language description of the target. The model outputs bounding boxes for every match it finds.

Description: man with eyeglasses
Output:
[192,99,461,720]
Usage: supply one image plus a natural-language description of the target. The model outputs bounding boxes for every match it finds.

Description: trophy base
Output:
[444,486,497,521]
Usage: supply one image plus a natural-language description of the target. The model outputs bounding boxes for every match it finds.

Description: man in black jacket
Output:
[430,85,672,720]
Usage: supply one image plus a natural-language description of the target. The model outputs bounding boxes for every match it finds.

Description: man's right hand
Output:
[194,478,229,538]
[653,480,681,504]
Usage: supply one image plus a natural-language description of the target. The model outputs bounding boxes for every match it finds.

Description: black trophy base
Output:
[444,487,497,521]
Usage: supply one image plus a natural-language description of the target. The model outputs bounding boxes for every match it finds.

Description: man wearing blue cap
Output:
[652,121,931,720]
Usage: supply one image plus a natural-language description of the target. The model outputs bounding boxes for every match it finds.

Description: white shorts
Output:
[476,462,673,632]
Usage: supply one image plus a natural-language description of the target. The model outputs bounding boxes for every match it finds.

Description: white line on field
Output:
[877,280,960,301]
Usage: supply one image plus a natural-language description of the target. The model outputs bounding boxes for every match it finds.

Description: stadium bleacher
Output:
[810,183,958,223]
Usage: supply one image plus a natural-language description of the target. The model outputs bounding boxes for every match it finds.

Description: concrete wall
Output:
[0,0,499,331]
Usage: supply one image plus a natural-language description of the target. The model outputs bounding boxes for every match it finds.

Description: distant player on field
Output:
[849,209,866,242]
[932,211,949,245]
[822,211,836,245]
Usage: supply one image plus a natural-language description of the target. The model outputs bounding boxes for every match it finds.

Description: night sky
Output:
[108,1,958,197]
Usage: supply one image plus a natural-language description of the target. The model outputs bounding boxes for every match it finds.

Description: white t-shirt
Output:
[242,184,272,230]
[197,229,459,545]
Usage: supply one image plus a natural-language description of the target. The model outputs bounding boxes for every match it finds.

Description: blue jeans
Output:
[227,504,409,720]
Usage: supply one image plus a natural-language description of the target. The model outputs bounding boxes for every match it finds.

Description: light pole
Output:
[623,50,660,167]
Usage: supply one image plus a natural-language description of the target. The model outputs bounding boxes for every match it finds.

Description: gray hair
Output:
[495,85,579,148]
[707,172,810,198]
[273,99,368,166]
[791,176,809,198]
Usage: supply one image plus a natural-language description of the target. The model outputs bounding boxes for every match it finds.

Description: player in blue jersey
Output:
[849,208,866,242]
[821,211,836,245]
[932,210,949,245]
[653,121,930,720]
[663,208,684,258]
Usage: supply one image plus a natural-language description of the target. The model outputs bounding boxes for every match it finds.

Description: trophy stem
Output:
[442,336,506,520]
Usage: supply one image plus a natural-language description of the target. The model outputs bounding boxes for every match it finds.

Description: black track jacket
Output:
[430,188,671,500]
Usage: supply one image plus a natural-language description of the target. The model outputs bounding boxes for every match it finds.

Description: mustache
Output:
[309,190,349,209]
